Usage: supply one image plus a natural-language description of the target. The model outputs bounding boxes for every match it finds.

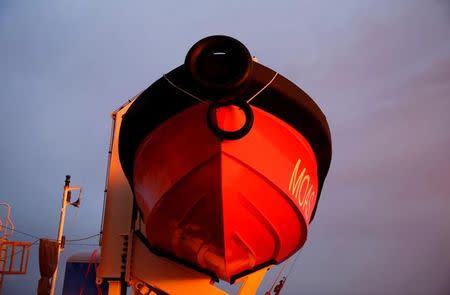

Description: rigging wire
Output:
[65,191,82,235]
[65,243,99,247]
[265,250,302,294]
[285,251,301,278]
[0,226,40,240]
[66,233,100,242]
[2,238,100,267]
[266,262,288,294]
[0,226,100,243]
[2,235,100,265]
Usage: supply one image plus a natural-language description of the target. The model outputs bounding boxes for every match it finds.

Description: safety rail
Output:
[0,240,32,275]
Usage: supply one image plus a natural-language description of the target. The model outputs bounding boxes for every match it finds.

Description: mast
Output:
[49,176,81,295]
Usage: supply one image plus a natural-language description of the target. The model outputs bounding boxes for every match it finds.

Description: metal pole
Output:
[49,175,71,295]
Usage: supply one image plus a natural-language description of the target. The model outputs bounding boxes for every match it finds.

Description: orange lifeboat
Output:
[119,36,332,282]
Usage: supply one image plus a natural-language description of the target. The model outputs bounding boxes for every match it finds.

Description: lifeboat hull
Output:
[133,103,318,281]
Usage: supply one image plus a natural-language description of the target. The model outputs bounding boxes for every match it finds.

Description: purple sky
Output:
[1,0,450,294]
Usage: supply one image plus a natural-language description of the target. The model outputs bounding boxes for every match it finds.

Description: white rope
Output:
[267,262,288,293]
[163,75,206,103]
[285,250,301,277]
[163,72,278,104]
[266,249,302,294]
[246,72,278,103]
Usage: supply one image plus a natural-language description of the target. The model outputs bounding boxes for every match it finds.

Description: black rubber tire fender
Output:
[185,35,253,95]
[206,100,254,140]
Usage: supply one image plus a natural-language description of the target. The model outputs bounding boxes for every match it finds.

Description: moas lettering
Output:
[288,158,316,221]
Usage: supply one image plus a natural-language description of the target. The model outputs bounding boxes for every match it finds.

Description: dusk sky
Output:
[1,1,450,294]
